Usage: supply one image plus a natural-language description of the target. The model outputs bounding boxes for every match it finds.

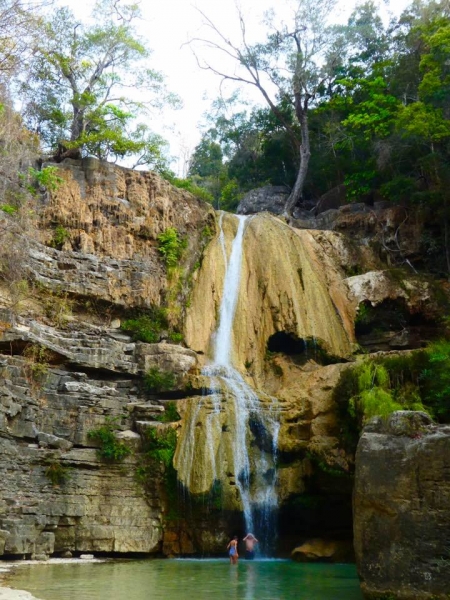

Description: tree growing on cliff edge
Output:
[20,0,178,165]
[190,0,346,216]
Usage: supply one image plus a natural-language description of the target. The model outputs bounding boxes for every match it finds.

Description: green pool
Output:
[8,558,363,600]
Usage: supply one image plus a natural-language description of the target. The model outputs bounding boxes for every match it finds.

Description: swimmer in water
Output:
[243,533,259,560]
[227,536,239,564]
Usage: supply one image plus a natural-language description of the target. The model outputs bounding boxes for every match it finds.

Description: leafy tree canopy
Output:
[19,0,179,165]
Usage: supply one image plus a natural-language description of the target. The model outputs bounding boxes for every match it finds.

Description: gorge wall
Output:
[0,159,449,599]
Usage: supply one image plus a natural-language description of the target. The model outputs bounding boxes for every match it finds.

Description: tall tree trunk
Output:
[283,112,311,217]
[70,104,85,143]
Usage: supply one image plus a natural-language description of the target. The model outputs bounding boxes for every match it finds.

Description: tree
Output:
[0,0,53,80]
[190,0,346,216]
[395,18,450,273]
[20,0,178,164]
[189,138,224,178]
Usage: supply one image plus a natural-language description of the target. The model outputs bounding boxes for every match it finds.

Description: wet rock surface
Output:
[354,412,450,600]
[291,538,354,563]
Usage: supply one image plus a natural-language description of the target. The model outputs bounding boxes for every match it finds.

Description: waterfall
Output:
[176,213,280,555]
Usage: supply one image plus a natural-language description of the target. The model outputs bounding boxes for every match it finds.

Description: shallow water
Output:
[9,558,363,600]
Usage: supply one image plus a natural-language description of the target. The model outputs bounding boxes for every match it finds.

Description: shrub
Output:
[23,343,51,384]
[143,427,177,468]
[421,339,450,422]
[354,363,403,420]
[168,331,183,343]
[165,175,214,203]
[0,203,18,215]
[45,461,71,486]
[121,308,168,344]
[136,426,179,520]
[28,166,63,192]
[49,225,70,249]
[156,401,181,423]
[40,288,73,327]
[88,418,131,462]
[344,355,429,428]
[144,367,176,393]
[157,227,187,268]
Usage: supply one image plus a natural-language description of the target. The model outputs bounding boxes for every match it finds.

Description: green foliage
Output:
[0,204,18,215]
[144,367,176,394]
[335,340,450,433]
[421,339,450,421]
[88,418,131,462]
[350,360,428,424]
[164,174,214,203]
[200,225,213,240]
[121,308,168,344]
[28,166,63,192]
[341,77,399,140]
[355,364,403,420]
[142,427,177,468]
[219,180,242,212]
[45,461,71,486]
[157,228,187,268]
[380,176,417,203]
[20,2,177,163]
[344,169,377,201]
[168,331,183,344]
[49,225,70,249]
[136,426,179,520]
[156,401,181,423]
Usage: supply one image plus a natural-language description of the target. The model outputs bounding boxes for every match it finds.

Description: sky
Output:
[60,0,412,174]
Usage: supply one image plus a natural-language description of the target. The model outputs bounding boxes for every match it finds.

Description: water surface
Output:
[9,558,363,600]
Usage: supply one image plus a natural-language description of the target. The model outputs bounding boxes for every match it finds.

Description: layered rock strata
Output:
[0,158,447,570]
[0,327,197,557]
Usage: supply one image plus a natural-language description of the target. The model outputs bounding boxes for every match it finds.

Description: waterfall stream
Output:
[176,213,280,554]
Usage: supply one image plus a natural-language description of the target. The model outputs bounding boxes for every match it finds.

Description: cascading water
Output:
[176,213,280,555]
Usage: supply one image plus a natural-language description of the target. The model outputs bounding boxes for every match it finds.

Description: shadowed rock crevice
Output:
[266,332,343,366]
[355,298,440,351]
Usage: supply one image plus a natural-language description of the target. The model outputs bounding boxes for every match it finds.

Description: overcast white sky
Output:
[60,0,412,174]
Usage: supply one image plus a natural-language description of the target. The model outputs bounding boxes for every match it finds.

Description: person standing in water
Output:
[227,536,239,564]
[243,533,258,560]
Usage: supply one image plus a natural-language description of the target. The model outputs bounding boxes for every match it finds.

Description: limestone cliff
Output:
[0,159,447,568]
[185,212,355,378]
[0,158,211,558]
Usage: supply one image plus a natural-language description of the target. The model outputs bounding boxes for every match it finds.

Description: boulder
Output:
[291,538,354,562]
[237,186,289,215]
[314,184,347,215]
[354,412,450,600]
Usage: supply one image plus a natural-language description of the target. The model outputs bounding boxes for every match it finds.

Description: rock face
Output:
[1,155,449,587]
[0,332,197,557]
[236,186,289,215]
[34,157,214,317]
[0,159,210,558]
[354,412,450,600]
[185,213,356,380]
